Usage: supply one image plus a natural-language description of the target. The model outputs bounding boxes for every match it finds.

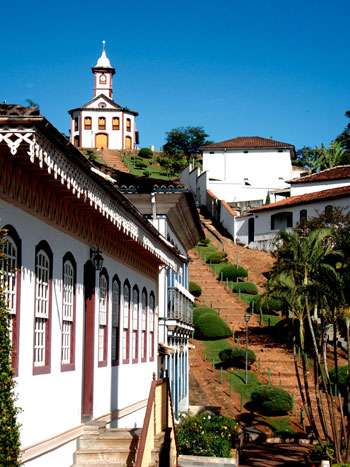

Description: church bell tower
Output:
[91,40,116,99]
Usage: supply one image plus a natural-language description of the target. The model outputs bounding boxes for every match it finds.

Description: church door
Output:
[82,260,95,421]
[95,133,108,149]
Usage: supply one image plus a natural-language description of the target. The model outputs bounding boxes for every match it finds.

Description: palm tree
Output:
[268,229,350,462]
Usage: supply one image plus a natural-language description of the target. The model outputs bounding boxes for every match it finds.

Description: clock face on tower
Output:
[99,74,106,84]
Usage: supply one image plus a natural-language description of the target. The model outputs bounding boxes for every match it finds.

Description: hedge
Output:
[189,281,202,298]
[218,264,248,281]
[193,306,217,328]
[205,252,227,264]
[329,365,349,394]
[177,413,238,457]
[219,347,256,368]
[231,282,258,295]
[138,147,153,159]
[251,385,293,416]
[194,312,232,340]
[257,295,283,314]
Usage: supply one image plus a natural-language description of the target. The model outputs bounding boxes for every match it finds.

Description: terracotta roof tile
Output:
[201,136,294,150]
[250,184,350,213]
[290,165,350,184]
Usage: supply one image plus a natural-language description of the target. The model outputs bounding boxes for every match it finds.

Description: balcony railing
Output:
[167,287,193,326]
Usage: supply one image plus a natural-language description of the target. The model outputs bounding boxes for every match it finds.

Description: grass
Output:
[122,153,177,180]
[239,293,257,305]
[202,338,231,363]
[225,369,261,402]
[263,416,293,433]
[261,314,281,326]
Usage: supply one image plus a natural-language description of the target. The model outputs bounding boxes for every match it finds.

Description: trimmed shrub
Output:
[194,312,232,340]
[218,264,248,281]
[231,282,258,295]
[205,252,227,264]
[138,147,153,159]
[193,306,217,328]
[329,365,349,395]
[198,238,210,246]
[251,385,293,416]
[142,169,151,177]
[257,295,283,314]
[189,281,202,298]
[219,347,256,368]
[177,413,238,457]
[135,161,147,169]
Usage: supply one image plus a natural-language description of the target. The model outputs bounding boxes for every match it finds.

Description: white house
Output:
[181,136,295,206]
[289,165,350,196]
[125,190,203,418]
[69,42,139,151]
[0,104,179,466]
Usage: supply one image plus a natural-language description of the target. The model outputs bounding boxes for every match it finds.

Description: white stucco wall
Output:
[219,204,235,239]
[0,199,158,464]
[235,196,350,250]
[290,179,350,196]
[202,148,292,187]
[207,181,272,203]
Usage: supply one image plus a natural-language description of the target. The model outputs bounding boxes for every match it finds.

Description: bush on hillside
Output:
[219,347,256,369]
[177,413,238,457]
[231,282,258,295]
[192,306,217,328]
[142,169,151,177]
[198,238,210,246]
[329,365,349,395]
[194,312,232,340]
[189,281,202,298]
[218,264,248,282]
[205,252,227,264]
[250,386,293,416]
[138,147,153,159]
[257,295,283,314]
[135,161,147,169]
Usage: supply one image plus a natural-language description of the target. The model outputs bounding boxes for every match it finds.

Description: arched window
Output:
[141,288,147,362]
[125,136,132,150]
[99,73,106,84]
[84,116,92,130]
[111,276,121,365]
[122,281,131,363]
[98,270,109,366]
[126,118,131,132]
[299,209,307,225]
[112,117,120,130]
[61,253,76,370]
[0,225,21,375]
[33,241,53,374]
[132,286,139,363]
[149,292,155,361]
[98,117,106,130]
[325,205,333,219]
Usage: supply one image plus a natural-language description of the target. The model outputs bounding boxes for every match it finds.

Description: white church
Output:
[69,42,139,151]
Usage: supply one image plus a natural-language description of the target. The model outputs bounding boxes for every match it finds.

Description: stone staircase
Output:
[100,149,130,173]
[72,425,139,467]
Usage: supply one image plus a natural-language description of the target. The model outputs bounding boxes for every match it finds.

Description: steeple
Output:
[92,41,116,98]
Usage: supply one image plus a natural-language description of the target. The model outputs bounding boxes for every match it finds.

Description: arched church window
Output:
[112,117,120,130]
[98,117,106,130]
[126,118,131,132]
[125,136,132,150]
[84,117,92,130]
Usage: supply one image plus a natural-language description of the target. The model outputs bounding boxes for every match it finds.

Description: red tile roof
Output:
[201,136,294,150]
[250,184,350,213]
[290,165,350,184]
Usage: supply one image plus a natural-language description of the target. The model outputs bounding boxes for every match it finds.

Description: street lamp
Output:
[90,248,104,271]
[244,308,252,385]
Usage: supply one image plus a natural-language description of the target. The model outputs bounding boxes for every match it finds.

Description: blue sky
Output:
[1,0,349,150]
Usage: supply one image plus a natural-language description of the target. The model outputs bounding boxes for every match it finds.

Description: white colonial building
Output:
[0,104,178,467]
[181,136,295,207]
[69,42,138,151]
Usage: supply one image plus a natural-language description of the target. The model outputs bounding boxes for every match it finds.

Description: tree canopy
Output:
[163,126,211,161]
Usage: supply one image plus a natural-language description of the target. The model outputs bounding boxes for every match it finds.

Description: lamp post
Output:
[244,309,252,385]
[90,247,104,271]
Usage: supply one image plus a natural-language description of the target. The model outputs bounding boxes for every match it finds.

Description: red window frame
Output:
[149,291,155,361]
[98,117,106,130]
[33,240,53,375]
[84,116,92,130]
[61,252,76,372]
[122,281,131,364]
[111,275,121,366]
[112,117,120,130]
[126,118,131,132]
[141,288,147,363]
[132,286,139,364]
[98,268,109,367]
[1,225,21,376]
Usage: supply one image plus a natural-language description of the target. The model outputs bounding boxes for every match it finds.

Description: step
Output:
[75,447,130,463]
[78,434,133,450]
[72,463,125,467]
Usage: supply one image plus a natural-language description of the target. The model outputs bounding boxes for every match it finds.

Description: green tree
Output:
[336,109,350,156]
[268,228,350,462]
[296,141,346,172]
[0,230,21,466]
[163,126,211,161]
